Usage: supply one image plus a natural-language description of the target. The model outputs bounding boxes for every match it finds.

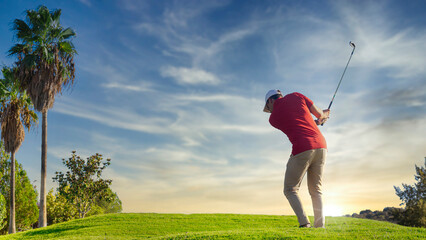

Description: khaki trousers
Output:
[284,148,326,228]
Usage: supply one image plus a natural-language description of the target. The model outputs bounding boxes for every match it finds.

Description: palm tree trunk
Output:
[38,110,47,227]
[8,152,16,234]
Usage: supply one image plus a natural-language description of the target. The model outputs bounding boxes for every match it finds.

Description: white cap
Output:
[263,89,282,113]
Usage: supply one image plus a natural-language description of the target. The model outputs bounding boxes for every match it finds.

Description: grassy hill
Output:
[0,213,424,239]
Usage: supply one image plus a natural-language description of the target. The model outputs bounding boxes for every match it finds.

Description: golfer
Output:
[264,89,330,228]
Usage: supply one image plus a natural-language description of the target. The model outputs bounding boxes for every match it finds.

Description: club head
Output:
[349,41,356,48]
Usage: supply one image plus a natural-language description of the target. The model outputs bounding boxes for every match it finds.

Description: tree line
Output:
[0,5,121,234]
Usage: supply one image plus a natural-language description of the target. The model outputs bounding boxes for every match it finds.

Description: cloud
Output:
[52,90,272,153]
[78,0,91,7]
[376,85,426,108]
[78,58,131,84]
[172,26,257,67]
[76,45,159,94]
[174,93,239,102]
[52,98,171,134]
[160,66,220,85]
[131,1,257,69]
[102,82,154,92]
[119,0,150,12]
[132,1,226,39]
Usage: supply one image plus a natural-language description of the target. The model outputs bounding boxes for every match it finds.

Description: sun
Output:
[324,204,344,217]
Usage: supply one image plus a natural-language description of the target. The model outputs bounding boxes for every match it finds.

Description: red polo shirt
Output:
[269,92,327,156]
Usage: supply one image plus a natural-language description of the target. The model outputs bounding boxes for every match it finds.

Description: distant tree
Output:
[87,188,122,216]
[97,188,122,214]
[53,151,112,219]
[359,209,373,219]
[348,207,404,224]
[394,158,426,227]
[9,5,77,227]
[0,67,37,233]
[0,142,38,234]
[382,207,400,223]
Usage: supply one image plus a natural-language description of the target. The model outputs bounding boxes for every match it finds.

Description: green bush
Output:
[87,187,122,216]
[0,194,6,230]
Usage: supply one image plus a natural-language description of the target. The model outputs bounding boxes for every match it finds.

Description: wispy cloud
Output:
[102,82,154,92]
[377,85,426,108]
[160,66,220,85]
[52,98,171,134]
[174,94,239,102]
[172,26,258,67]
[53,91,272,147]
[78,0,91,7]
[132,1,257,69]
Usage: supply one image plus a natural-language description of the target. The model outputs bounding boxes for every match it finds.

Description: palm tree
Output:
[8,5,77,228]
[0,67,38,233]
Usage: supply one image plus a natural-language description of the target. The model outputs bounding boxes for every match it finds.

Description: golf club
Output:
[321,41,356,126]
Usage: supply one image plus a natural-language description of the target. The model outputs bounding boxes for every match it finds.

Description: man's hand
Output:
[315,118,326,125]
[322,109,330,119]
[316,109,330,125]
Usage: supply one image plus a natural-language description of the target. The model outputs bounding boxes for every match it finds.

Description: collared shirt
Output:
[269,92,327,155]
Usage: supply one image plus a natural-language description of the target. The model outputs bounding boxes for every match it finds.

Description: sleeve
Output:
[297,92,313,108]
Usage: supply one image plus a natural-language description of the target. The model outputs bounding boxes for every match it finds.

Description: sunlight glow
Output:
[324,205,344,217]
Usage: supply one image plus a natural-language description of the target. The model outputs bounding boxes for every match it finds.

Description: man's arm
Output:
[309,104,330,125]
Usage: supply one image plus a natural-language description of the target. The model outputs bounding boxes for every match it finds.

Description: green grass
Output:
[0,213,424,239]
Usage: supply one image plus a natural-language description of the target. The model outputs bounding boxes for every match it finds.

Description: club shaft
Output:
[328,48,355,110]
[321,45,355,126]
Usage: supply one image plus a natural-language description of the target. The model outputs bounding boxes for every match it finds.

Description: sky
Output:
[0,0,425,217]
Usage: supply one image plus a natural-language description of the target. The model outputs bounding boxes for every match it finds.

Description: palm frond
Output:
[58,41,76,54]
[51,9,62,26]
[30,35,43,43]
[42,46,49,60]
[11,19,32,41]
[8,43,30,56]
[1,67,23,99]
[25,9,39,31]
[48,27,62,40]
[60,28,76,40]
[0,69,11,98]
[0,82,8,97]
[20,104,39,131]
[38,6,52,29]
